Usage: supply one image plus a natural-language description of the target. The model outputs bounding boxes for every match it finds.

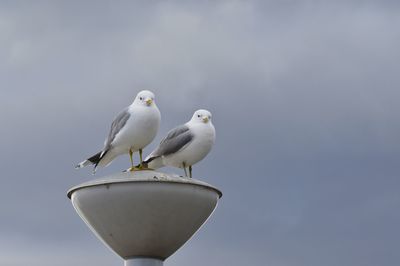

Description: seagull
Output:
[75,90,161,174]
[143,109,215,178]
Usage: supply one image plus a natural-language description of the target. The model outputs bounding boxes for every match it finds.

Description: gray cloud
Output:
[0,1,399,266]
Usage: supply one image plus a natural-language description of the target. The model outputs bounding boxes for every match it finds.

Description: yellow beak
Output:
[202,116,209,123]
[145,98,153,106]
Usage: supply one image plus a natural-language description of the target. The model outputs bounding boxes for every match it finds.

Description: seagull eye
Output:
[197,114,201,118]
[139,97,143,100]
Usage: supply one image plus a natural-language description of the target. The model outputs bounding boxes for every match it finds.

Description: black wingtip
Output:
[88,151,103,165]
[143,157,155,165]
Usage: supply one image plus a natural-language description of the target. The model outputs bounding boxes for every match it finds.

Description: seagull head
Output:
[134,90,156,107]
[191,109,212,124]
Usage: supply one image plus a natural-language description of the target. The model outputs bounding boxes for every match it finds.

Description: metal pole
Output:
[124,257,163,266]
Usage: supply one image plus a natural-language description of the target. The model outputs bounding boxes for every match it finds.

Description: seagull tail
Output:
[75,159,91,169]
[143,156,164,169]
[75,151,106,174]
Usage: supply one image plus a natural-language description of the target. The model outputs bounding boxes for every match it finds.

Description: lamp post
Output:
[68,170,222,266]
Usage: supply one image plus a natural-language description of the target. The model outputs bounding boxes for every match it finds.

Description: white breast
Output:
[111,105,161,153]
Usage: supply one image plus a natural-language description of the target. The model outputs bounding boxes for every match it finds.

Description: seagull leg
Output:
[183,162,188,177]
[139,149,143,165]
[189,166,192,178]
[128,149,135,172]
[137,149,151,170]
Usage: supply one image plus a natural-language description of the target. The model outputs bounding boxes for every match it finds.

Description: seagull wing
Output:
[147,124,193,160]
[103,108,131,152]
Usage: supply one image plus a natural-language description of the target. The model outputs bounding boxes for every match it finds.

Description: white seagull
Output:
[143,109,215,178]
[76,90,161,174]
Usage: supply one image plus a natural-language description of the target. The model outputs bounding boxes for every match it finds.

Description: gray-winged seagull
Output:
[76,90,161,174]
[143,109,215,178]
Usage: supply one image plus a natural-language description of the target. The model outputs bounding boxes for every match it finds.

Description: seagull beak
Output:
[202,116,209,123]
[145,98,153,106]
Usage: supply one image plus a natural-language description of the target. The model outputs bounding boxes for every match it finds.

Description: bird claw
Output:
[137,164,154,171]
[135,162,154,171]
[123,164,153,172]
[129,166,141,172]
[122,167,140,172]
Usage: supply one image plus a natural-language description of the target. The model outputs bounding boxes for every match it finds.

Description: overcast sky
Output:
[1,1,399,266]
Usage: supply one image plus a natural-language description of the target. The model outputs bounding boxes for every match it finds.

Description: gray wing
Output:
[149,125,193,158]
[104,108,130,151]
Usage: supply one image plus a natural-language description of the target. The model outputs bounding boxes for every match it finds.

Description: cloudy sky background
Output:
[1,1,399,265]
